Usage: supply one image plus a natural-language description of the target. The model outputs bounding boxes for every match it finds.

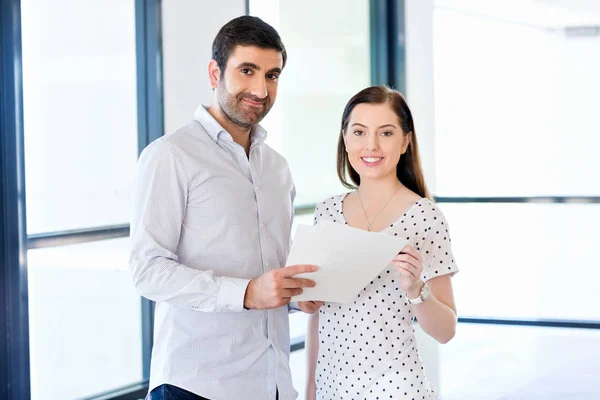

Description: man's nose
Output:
[249,76,268,99]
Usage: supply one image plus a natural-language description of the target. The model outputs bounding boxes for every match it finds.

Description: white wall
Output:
[161,0,247,134]
[406,0,437,195]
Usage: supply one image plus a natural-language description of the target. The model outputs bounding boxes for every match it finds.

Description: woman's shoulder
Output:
[313,192,350,223]
[414,197,450,223]
[315,192,350,210]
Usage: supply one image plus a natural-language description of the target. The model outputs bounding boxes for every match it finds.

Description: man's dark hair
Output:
[212,16,287,75]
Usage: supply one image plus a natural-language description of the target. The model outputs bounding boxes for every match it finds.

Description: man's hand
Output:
[244,264,318,310]
[298,301,324,314]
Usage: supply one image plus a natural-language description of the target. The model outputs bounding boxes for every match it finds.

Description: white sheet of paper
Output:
[288,220,408,303]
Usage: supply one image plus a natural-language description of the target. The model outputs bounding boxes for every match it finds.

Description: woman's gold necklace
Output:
[357,186,402,232]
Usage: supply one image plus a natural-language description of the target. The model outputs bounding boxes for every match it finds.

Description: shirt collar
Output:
[193,105,268,148]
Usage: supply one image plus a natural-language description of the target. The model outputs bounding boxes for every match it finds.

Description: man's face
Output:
[214,45,283,129]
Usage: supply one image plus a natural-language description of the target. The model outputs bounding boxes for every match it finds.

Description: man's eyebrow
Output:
[235,63,282,75]
[235,62,260,70]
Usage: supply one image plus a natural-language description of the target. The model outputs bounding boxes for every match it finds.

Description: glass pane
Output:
[439,202,600,321]
[28,238,142,400]
[439,324,600,399]
[433,2,600,196]
[249,0,371,205]
[22,0,138,234]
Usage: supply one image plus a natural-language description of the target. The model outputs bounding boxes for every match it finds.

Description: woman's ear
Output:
[401,132,412,154]
[208,59,221,89]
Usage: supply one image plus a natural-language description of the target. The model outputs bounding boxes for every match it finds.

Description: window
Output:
[249,0,372,206]
[27,239,142,399]
[22,0,138,235]
[21,1,144,398]
[432,0,600,322]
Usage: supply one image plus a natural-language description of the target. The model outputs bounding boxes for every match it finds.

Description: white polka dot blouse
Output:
[312,193,459,400]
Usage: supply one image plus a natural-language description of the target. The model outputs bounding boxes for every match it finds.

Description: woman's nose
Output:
[366,135,379,151]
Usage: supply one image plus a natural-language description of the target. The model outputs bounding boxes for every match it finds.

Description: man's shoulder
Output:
[260,143,290,168]
[139,122,210,166]
[163,121,212,149]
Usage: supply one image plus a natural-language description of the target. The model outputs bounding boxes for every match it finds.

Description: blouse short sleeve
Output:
[420,202,459,282]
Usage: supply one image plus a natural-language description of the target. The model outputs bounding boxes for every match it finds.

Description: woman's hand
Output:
[392,245,424,298]
[299,301,324,314]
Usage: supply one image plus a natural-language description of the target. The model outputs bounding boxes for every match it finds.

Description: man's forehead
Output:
[227,45,283,69]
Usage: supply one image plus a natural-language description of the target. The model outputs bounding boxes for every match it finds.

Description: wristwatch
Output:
[406,282,430,304]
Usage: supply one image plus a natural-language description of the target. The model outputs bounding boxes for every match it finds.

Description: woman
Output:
[305,86,458,400]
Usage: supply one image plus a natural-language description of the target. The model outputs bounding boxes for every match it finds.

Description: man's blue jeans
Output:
[146,384,279,400]
[146,385,210,400]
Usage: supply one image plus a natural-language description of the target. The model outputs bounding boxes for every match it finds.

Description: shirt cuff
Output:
[216,277,251,312]
[288,301,301,313]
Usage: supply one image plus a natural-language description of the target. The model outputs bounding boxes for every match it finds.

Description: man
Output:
[130,16,322,400]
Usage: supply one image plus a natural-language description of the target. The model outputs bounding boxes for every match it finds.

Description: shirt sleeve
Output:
[419,204,459,282]
[129,140,250,312]
[287,182,300,314]
[312,201,323,226]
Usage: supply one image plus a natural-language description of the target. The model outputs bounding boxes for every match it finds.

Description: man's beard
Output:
[216,84,273,129]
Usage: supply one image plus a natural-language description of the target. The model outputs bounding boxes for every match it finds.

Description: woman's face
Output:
[344,102,410,183]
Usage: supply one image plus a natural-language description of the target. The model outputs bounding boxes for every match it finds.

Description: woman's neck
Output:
[357,176,403,203]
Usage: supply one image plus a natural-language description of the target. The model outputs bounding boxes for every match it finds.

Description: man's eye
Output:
[267,73,279,80]
[241,69,251,75]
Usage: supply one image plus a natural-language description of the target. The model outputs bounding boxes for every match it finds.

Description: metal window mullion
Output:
[135,0,163,383]
[27,224,130,250]
[370,0,406,92]
[1,0,31,398]
[435,196,600,204]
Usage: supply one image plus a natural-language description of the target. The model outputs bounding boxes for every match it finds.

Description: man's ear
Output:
[208,59,221,89]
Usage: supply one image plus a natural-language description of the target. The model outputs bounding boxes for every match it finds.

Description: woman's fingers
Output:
[395,264,418,280]
[393,252,421,268]
[400,245,423,262]
[392,257,422,274]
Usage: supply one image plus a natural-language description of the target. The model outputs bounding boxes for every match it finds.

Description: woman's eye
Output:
[381,131,393,137]
[353,130,364,136]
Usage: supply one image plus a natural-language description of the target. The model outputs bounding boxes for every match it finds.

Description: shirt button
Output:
[260,223,265,229]
[265,262,270,268]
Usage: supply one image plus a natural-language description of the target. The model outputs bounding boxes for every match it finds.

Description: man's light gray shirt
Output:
[130,106,296,400]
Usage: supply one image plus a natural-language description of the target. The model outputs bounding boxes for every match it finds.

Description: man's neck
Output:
[207,103,252,155]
